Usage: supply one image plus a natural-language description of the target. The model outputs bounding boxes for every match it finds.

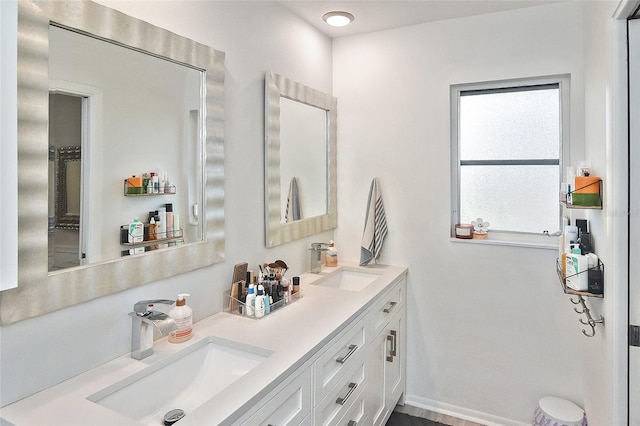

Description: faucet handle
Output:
[311,242,329,251]
[133,299,175,316]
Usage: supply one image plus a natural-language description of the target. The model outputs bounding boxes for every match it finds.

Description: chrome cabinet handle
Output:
[386,330,397,362]
[348,421,358,426]
[383,301,397,314]
[336,382,358,405]
[336,344,358,364]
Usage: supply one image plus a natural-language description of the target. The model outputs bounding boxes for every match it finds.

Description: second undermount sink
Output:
[87,337,271,425]
[312,267,382,292]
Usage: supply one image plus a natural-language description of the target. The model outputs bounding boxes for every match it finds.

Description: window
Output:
[451,75,569,238]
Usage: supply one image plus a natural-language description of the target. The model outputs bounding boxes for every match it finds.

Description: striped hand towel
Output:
[360,178,388,266]
[285,177,301,222]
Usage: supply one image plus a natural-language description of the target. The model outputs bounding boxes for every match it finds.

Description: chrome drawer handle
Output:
[336,344,358,364]
[383,301,397,314]
[386,330,397,362]
[336,382,358,405]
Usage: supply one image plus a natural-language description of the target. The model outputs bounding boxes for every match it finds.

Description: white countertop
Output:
[0,262,407,426]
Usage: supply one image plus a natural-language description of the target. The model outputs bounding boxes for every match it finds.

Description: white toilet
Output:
[532,396,587,426]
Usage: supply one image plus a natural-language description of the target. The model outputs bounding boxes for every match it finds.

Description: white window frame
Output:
[450,74,570,248]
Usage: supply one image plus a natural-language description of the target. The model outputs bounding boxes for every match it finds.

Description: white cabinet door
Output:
[367,308,404,426]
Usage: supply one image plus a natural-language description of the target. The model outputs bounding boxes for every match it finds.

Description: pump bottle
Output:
[168,294,192,343]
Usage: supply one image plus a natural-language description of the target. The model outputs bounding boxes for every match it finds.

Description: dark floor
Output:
[386,411,448,426]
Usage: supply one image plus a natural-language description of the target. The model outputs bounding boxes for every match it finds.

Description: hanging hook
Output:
[570,297,581,305]
[582,324,596,338]
[574,306,585,314]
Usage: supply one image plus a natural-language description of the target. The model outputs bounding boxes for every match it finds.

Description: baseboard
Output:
[404,394,529,426]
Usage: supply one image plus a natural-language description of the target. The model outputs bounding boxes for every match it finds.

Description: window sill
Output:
[450,233,558,250]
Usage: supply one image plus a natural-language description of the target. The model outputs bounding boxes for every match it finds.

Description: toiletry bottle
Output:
[149,217,156,241]
[245,284,256,316]
[154,214,162,241]
[292,276,300,294]
[173,214,180,237]
[255,285,266,318]
[168,294,193,343]
[128,219,144,243]
[325,240,338,267]
[159,171,165,194]
[158,206,167,240]
[152,172,159,193]
[165,204,173,237]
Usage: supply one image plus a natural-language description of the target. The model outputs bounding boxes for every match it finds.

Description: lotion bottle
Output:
[255,285,266,318]
[168,294,192,343]
[325,240,338,267]
[245,284,256,316]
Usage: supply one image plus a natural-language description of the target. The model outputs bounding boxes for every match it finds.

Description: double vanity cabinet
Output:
[234,267,406,425]
[0,263,407,426]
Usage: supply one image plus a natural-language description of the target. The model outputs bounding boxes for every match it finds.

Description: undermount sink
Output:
[87,337,271,425]
[312,267,382,292]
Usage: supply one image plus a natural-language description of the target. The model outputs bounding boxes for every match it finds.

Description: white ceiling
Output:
[278,1,562,38]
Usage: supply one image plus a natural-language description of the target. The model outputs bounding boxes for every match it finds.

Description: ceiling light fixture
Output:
[322,11,354,27]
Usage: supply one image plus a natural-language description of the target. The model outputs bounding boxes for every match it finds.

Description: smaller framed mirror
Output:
[264,72,337,247]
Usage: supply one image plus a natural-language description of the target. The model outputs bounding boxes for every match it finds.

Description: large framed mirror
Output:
[264,72,337,247]
[0,0,225,325]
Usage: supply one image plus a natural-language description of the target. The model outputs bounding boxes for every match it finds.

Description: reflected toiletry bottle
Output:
[245,284,256,316]
[173,214,180,237]
[155,214,162,241]
[165,204,173,238]
[152,173,159,194]
[158,206,167,240]
[128,219,144,243]
[255,285,266,318]
[149,218,156,241]
[168,294,192,343]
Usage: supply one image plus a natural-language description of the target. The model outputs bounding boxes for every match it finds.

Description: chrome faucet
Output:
[309,242,329,273]
[130,299,177,360]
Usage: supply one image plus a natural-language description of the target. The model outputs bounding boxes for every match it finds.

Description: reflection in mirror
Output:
[0,0,225,325]
[265,72,337,247]
[279,98,328,223]
[49,24,204,268]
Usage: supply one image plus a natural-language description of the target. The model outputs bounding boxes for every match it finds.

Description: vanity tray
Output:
[223,288,301,319]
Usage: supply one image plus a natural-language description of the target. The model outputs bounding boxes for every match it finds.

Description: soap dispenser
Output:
[325,240,338,267]
[168,294,193,343]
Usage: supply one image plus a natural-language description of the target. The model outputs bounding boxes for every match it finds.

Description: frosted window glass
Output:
[460,165,559,233]
[460,88,559,161]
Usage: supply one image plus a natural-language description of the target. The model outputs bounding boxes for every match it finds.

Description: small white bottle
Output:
[245,284,256,317]
[254,285,266,318]
[168,294,193,343]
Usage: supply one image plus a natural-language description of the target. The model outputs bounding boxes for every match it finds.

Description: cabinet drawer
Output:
[241,367,312,426]
[370,278,405,336]
[314,318,366,401]
[314,360,366,426]
[336,385,367,426]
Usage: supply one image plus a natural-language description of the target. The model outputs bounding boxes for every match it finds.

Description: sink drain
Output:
[163,408,185,425]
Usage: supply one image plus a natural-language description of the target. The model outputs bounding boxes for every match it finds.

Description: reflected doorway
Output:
[48,92,85,271]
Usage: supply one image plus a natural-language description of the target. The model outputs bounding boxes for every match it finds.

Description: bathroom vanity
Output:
[0,262,407,425]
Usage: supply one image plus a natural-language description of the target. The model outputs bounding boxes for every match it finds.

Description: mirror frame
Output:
[55,146,81,230]
[0,0,225,325]
[264,72,337,247]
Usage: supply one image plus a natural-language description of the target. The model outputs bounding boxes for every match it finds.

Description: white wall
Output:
[0,1,334,407]
[333,2,601,424]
